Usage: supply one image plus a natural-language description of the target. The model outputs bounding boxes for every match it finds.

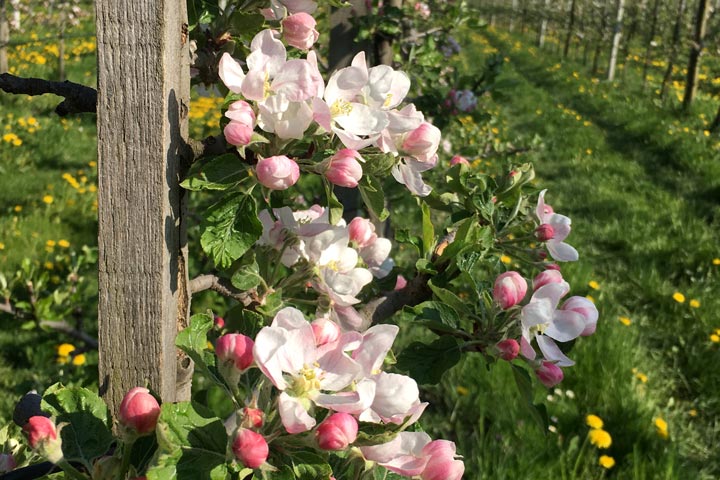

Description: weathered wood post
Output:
[95,0,192,417]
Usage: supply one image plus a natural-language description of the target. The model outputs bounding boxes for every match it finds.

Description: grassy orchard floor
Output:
[419,27,720,479]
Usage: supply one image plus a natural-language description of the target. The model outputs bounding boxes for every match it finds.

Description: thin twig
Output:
[189,274,258,307]
[0,73,97,116]
[0,300,97,348]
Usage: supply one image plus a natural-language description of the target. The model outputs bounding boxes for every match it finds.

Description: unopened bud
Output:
[23,416,63,464]
[323,149,363,188]
[532,270,564,291]
[450,155,469,166]
[536,361,564,388]
[216,334,255,372]
[232,428,269,469]
[493,271,528,309]
[281,12,319,50]
[316,413,358,451]
[256,155,300,190]
[496,339,520,361]
[535,223,555,241]
[241,407,264,429]
[118,387,161,436]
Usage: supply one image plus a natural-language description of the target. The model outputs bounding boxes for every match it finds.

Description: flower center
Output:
[330,99,353,117]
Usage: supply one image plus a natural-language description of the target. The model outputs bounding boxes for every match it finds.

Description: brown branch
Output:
[359,273,432,325]
[0,300,98,348]
[188,134,228,161]
[189,274,258,307]
[0,73,97,116]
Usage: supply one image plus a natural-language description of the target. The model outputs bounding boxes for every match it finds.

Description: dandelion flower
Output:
[710,334,719,343]
[654,417,669,439]
[58,239,70,248]
[689,299,700,308]
[599,455,615,469]
[618,316,632,326]
[500,255,512,265]
[46,240,56,248]
[713,258,720,266]
[672,292,685,303]
[586,414,604,429]
[72,354,86,366]
[42,195,54,205]
[588,280,600,290]
[589,429,612,449]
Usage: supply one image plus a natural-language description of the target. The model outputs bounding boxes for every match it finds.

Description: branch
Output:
[188,134,229,161]
[0,73,97,116]
[189,274,258,307]
[359,273,432,326]
[0,300,98,349]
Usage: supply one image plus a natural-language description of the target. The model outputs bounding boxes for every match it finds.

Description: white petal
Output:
[537,336,575,367]
[278,392,316,433]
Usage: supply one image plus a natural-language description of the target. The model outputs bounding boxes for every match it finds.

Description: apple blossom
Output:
[348,217,377,248]
[256,155,300,190]
[421,440,465,480]
[536,190,578,261]
[532,269,566,291]
[493,271,527,309]
[536,361,564,388]
[316,412,358,450]
[225,100,256,125]
[216,333,255,371]
[323,149,363,188]
[282,13,319,50]
[232,428,269,468]
[311,317,341,346]
[450,155,469,165]
[561,296,599,336]
[23,416,63,463]
[535,223,555,241]
[223,121,253,146]
[496,339,520,361]
[118,387,161,435]
[241,407,264,429]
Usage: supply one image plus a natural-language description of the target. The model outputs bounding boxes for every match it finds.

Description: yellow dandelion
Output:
[58,239,70,248]
[13,205,22,212]
[0,242,5,250]
[42,195,54,205]
[654,417,669,439]
[710,333,719,343]
[588,280,600,290]
[500,255,512,265]
[72,354,86,366]
[689,299,700,308]
[689,409,698,417]
[589,429,612,449]
[44,261,54,270]
[89,161,97,168]
[713,258,720,266]
[672,292,685,303]
[57,343,76,363]
[618,316,632,326]
[586,414,604,429]
[456,386,469,396]
[599,455,615,469]
[586,295,595,303]
[46,240,57,248]
[586,148,592,155]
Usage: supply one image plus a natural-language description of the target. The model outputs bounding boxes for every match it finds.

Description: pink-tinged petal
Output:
[520,336,536,360]
[317,350,362,392]
[352,324,399,375]
[536,189,549,223]
[562,296,599,336]
[366,65,410,109]
[387,105,424,133]
[392,162,432,197]
[306,51,325,98]
[521,300,553,329]
[278,392,316,433]
[332,305,370,332]
[371,373,419,420]
[272,100,314,139]
[253,327,290,390]
[218,53,246,93]
[242,70,267,101]
[360,432,432,476]
[333,128,380,150]
[312,98,332,131]
[547,214,572,241]
[401,402,428,427]
[536,335,575,367]
[272,59,323,102]
[547,240,579,262]
[315,378,376,414]
[532,282,570,308]
[247,30,287,77]
[421,440,456,459]
[273,308,318,370]
[545,310,585,342]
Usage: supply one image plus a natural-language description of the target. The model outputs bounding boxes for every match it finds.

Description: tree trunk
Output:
[563,0,577,58]
[607,0,625,81]
[592,5,609,75]
[640,0,661,89]
[509,0,519,32]
[0,0,8,74]
[621,0,647,80]
[96,0,192,417]
[660,0,687,99]
[537,0,551,47]
[682,0,710,109]
[375,0,402,66]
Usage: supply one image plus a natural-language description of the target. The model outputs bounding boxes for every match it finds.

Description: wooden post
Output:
[96,0,192,417]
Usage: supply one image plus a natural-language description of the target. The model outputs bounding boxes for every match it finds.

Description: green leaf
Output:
[41,384,113,467]
[359,176,389,221]
[201,193,263,269]
[361,152,397,176]
[511,364,549,435]
[147,402,229,480]
[290,451,332,480]
[176,314,227,391]
[231,259,263,291]
[181,154,251,191]
[421,201,434,257]
[224,307,266,339]
[412,301,460,329]
[396,336,462,385]
[228,11,266,41]
[323,180,344,226]
[255,288,284,317]
[415,258,437,275]
[428,281,472,316]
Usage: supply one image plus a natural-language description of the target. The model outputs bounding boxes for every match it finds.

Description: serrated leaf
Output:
[176,314,228,392]
[428,282,472,316]
[181,154,250,191]
[224,306,266,339]
[231,260,263,291]
[359,176,389,221]
[229,11,266,41]
[323,181,344,226]
[290,451,332,480]
[412,301,460,329]
[41,384,113,467]
[201,193,263,269]
[396,336,462,385]
[147,402,228,480]
[361,152,396,176]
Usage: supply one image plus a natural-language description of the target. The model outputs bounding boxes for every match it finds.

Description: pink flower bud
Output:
[394,275,408,290]
[0,453,16,473]
[348,217,377,248]
[241,407,264,429]
[23,416,63,463]
[256,155,300,190]
[225,100,255,126]
[281,13,319,50]
[311,318,341,346]
[118,387,161,435]
[324,149,363,188]
[232,428,269,468]
[316,413,358,451]
[561,296,599,336]
[224,121,253,146]
[214,315,225,329]
[450,155,469,166]
[402,122,441,163]
[536,361,564,388]
[496,339,519,361]
[535,223,555,241]
[545,263,561,271]
[493,271,528,309]
[532,269,564,291]
[216,334,255,371]
[420,440,464,480]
